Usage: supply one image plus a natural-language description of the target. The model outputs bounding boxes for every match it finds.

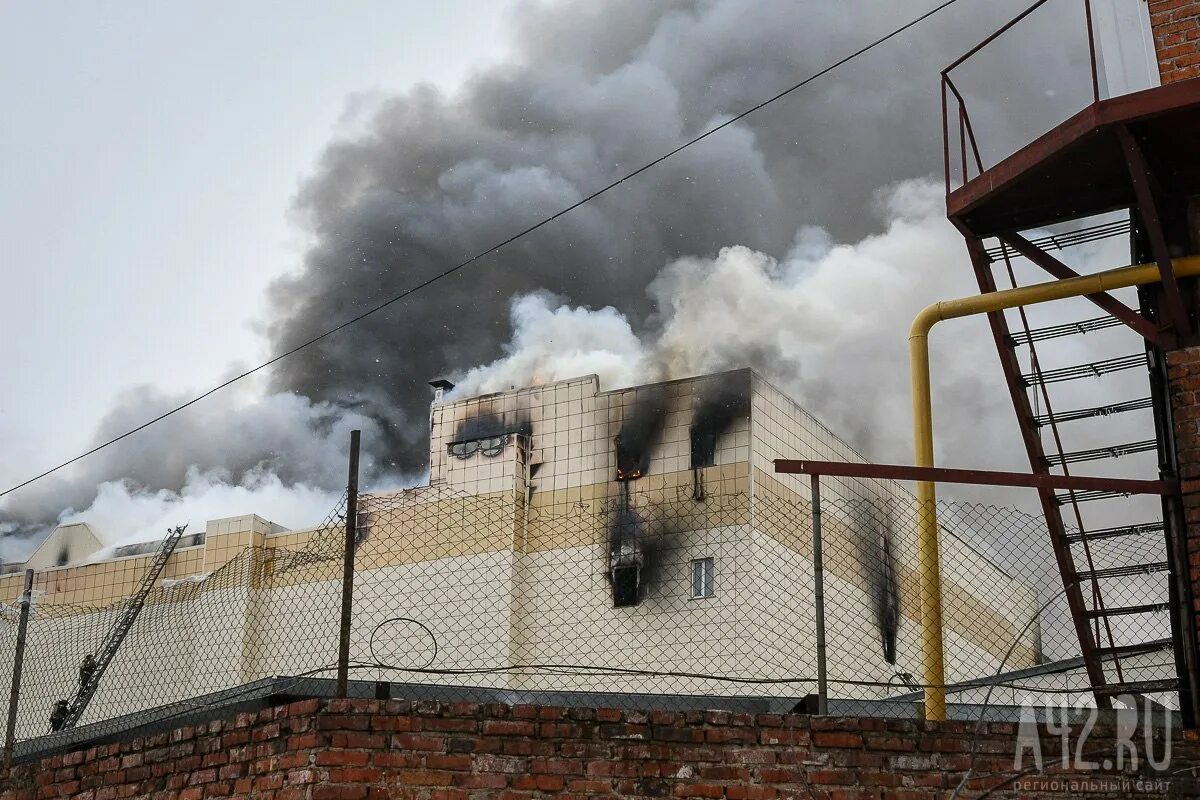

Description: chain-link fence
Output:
[0,467,1181,759]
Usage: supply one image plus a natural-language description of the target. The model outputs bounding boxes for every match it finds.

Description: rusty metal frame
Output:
[959,232,1113,707]
[1117,124,1194,342]
[772,459,1174,494]
[941,0,1101,194]
[996,231,1163,346]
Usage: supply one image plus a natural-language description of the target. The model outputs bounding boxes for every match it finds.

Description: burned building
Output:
[1,369,1045,736]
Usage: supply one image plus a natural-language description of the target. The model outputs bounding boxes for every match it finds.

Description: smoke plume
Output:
[1,0,1123,558]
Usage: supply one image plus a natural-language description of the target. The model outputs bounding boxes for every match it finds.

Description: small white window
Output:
[690,557,715,599]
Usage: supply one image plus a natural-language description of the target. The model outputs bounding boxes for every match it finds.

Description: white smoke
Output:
[452,178,1153,504]
[0,386,396,563]
[454,179,986,464]
[68,467,344,559]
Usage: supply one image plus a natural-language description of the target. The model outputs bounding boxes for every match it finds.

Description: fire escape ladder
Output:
[976,236,1179,700]
[60,524,188,730]
[994,247,1130,688]
[965,237,1113,707]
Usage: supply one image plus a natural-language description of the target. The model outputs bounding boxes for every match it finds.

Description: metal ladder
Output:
[980,229,1176,703]
[58,524,188,730]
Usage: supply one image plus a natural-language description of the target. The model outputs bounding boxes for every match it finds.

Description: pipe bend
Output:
[909,302,944,342]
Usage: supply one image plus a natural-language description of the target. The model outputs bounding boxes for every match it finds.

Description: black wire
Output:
[0,0,966,504]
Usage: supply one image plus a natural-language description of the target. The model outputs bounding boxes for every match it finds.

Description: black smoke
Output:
[264,0,1090,474]
[2,0,1094,556]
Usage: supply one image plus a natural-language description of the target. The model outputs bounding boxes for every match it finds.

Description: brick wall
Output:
[1150,0,1200,83]
[1169,348,1200,659]
[1,698,1194,800]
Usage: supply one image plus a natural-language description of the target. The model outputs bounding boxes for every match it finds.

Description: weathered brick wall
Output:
[1,698,1194,800]
[1169,347,1200,658]
[1150,0,1200,83]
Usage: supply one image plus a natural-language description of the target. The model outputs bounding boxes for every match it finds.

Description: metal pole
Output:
[1083,0,1101,104]
[336,430,361,698]
[810,475,828,716]
[3,569,34,776]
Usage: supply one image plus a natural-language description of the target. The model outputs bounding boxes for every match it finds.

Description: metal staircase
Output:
[56,525,188,730]
[974,234,1176,705]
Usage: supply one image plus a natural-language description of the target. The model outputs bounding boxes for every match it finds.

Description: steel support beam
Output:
[997,231,1162,346]
[1118,124,1192,342]
[772,459,1174,494]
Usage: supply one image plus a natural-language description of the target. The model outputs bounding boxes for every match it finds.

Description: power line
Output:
[0,0,965,503]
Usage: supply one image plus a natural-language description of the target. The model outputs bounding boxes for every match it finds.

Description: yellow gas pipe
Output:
[910,255,1200,721]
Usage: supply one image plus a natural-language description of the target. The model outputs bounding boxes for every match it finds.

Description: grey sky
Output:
[0,1,506,487]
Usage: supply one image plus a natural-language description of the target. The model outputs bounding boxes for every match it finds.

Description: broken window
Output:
[690,429,718,468]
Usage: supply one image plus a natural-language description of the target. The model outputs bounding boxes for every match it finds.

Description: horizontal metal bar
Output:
[1093,678,1179,696]
[772,459,1176,495]
[985,219,1133,262]
[1020,353,1146,387]
[1032,397,1153,428]
[1042,440,1157,467]
[1006,315,1123,346]
[1064,521,1164,544]
[1055,488,1131,504]
[1095,639,1173,658]
[1084,602,1170,619]
[1076,562,1169,581]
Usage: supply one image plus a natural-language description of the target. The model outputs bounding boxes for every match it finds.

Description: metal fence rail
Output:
[1,477,1179,759]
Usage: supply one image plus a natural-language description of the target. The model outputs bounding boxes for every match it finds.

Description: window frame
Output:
[690,556,715,599]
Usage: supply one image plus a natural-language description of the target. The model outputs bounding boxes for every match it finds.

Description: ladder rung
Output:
[1020,354,1146,387]
[1084,602,1170,618]
[1075,562,1169,581]
[1007,315,1123,346]
[1042,440,1157,467]
[1032,397,1153,428]
[1065,522,1164,544]
[985,219,1133,262]
[1095,638,1173,659]
[1055,488,1129,504]
[1094,678,1179,696]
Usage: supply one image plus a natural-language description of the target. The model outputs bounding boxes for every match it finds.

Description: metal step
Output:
[1095,638,1173,659]
[985,219,1133,262]
[1007,314,1123,346]
[1054,488,1130,504]
[1032,397,1153,428]
[1075,562,1169,581]
[1064,522,1164,544]
[1042,439,1157,467]
[1019,354,1146,387]
[1084,602,1170,619]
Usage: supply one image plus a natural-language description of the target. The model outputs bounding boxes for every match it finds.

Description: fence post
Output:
[336,430,361,699]
[3,569,34,776]
[810,476,828,715]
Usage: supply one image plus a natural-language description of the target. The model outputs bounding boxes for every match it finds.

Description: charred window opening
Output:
[613,388,666,482]
[448,408,530,461]
[608,483,645,607]
[614,434,650,481]
[689,379,749,500]
[690,431,718,469]
[612,565,640,607]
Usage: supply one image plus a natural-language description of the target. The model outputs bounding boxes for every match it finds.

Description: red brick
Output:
[312,785,368,800]
[314,751,370,767]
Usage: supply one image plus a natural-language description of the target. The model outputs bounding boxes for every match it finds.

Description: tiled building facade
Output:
[1,370,1038,739]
